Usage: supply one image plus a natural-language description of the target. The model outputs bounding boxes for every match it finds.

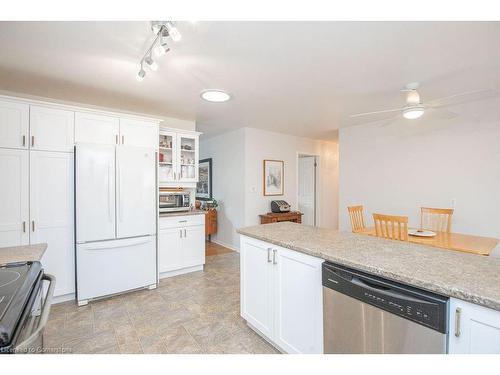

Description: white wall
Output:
[200,127,339,250]
[339,97,500,238]
[199,128,246,250]
[244,127,338,229]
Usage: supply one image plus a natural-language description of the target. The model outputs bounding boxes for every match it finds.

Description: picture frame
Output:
[263,159,284,196]
[196,158,213,200]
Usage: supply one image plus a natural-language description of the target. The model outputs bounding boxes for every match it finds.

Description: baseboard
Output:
[211,238,240,253]
[52,293,76,304]
[159,264,203,279]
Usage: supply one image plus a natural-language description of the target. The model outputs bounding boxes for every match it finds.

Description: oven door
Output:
[159,194,181,211]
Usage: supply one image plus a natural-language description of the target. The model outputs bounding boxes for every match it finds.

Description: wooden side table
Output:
[259,211,303,224]
[205,209,218,241]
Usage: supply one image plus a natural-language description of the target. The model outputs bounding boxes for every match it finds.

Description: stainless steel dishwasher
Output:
[322,262,448,354]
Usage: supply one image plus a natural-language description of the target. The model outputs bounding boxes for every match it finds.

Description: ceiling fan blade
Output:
[379,115,401,127]
[349,108,402,118]
[428,108,458,120]
[426,88,497,107]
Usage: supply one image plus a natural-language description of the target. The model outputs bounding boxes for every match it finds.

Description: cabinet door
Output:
[0,100,29,149]
[177,133,198,183]
[0,149,29,246]
[119,118,158,148]
[273,246,324,353]
[116,146,156,238]
[75,112,119,145]
[449,298,500,354]
[158,227,182,273]
[30,151,75,297]
[182,225,205,268]
[75,144,116,242]
[158,131,177,184]
[240,236,274,339]
[30,106,75,152]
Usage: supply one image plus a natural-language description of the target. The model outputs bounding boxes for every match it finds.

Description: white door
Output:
[120,118,158,148]
[177,133,198,183]
[273,246,324,353]
[75,144,116,243]
[449,298,500,354]
[75,112,119,146]
[0,100,29,149]
[158,227,182,273]
[29,106,75,152]
[30,151,74,297]
[240,236,274,339]
[298,155,316,226]
[116,146,156,238]
[0,149,29,246]
[158,131,177,184]
[76,236,156,302]
[182,225,205,268]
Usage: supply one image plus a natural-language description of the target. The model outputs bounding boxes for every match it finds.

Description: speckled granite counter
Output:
[0,243,47,265]
[159,210,206,218]
[237,222,500,311]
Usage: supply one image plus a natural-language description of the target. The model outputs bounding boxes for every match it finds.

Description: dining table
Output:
[357,227,499,256]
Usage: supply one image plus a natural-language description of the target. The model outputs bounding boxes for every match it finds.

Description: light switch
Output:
[249,186,257,193]
[451,198,456,208]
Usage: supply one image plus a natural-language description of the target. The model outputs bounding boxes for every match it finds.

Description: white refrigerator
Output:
[75,143,157,305]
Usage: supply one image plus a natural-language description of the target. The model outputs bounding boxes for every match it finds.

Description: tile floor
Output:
[44,252,279,354]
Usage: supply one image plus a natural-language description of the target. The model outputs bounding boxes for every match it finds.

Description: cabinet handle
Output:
[267,248,272,263]
[115,134,119,145]
[179,229,182,238]
[22,135,26,147]
[273,249,277,265]
[31,220,35,232]
[122,135,125,144]
[184,229,187,237]
[31,135,35,147]
[173,172,176,180]
[178,220,187,223]
[455,307,462,337]
[22,221,26,233]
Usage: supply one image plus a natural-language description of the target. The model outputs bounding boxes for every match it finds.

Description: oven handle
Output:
[14,274,56,353]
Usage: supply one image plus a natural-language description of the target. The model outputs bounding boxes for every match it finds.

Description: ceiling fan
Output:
[350,83,496,122]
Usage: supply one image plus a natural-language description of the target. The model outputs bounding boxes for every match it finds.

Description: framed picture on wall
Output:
[263,159,284,196]
[196,158,212,200]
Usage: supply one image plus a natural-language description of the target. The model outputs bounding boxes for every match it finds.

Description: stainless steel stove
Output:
[0,261,55,354]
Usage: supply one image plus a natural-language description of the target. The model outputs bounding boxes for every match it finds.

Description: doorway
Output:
[297,154,317,226]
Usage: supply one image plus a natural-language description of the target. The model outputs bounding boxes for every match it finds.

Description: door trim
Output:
[296,152,319,226]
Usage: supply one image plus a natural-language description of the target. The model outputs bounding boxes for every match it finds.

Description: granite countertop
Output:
[237,222,500,311]
[159,210,206,218]
[0,243,47,265]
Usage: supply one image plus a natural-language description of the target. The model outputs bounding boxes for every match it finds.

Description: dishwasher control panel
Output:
[323,262,449,333]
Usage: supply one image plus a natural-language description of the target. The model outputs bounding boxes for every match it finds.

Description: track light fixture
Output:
[136,21,182,81]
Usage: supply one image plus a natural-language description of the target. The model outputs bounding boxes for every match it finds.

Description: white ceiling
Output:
[0,21,500,140]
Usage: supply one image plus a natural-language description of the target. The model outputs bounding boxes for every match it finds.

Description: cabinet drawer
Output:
[159,214,205,229]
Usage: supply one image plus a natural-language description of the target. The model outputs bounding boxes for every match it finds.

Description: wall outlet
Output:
[249,186,257,193]
[451,198,456,209]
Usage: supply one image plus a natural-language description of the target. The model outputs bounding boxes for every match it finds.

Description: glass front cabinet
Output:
[158,129,200,187]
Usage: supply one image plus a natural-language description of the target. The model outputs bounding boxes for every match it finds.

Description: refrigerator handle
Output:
[117,164,123,222]
[107,163,113,222]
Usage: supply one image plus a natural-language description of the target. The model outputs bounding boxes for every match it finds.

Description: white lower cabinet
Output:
[158,215,205,276]
[240,235,324,354]
[448,298,500,354]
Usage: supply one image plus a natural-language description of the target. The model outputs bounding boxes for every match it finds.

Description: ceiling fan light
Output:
[403,106,425,120]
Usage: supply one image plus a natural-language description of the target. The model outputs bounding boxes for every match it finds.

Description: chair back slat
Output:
[421,207,454,233]
[373,213,408,241]
[348,205,366,232]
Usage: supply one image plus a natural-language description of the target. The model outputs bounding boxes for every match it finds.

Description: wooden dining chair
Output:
[348,205,366,233]
[420,207,454,233]
[372,213,408,241]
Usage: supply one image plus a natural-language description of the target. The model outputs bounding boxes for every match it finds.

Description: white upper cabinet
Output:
[75,112,120,145]
[30,151,75,297]
[30,106,75,152]
[0,100,29,149]
[448,298,500,354]
[119,118,158,148]
[177,133,199,183]
[0,148,29,247]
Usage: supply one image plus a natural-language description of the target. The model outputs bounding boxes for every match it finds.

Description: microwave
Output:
[159,191,191,213]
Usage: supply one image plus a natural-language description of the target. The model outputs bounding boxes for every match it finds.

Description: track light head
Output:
[154,40,170,57]
[136,68,146,82]
[145,56,158,71]
[165,22,182,42]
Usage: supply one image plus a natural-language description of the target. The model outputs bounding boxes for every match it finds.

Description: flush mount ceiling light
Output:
[136,21,181,81]
[200,90,232,103]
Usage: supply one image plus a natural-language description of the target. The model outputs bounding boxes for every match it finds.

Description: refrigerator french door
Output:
[75,144,156,305]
